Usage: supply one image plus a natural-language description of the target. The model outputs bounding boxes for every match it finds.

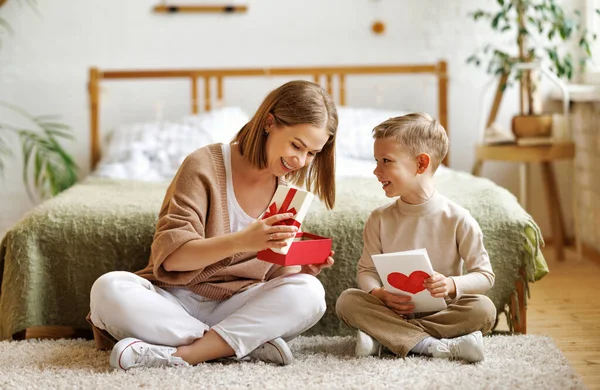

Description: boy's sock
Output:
[355,330,382,357]
[428,331,485,363]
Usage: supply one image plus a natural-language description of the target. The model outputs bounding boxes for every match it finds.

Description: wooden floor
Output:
[498,245,600,389]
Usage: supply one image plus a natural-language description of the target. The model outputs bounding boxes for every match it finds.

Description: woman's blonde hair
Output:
[372,112,448,171]
[233,80,338,209]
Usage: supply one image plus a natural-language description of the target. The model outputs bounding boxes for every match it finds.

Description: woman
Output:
[89,80,338,370]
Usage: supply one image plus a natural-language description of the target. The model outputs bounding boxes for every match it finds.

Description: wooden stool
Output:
[471,142,576,261]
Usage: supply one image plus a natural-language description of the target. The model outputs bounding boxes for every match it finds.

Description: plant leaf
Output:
[4,105,78,200]
[0,133,12,177]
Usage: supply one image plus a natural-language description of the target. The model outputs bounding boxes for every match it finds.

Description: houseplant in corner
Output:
[0,102,78,200]
[0,0,78,201]
[467,0,596,141]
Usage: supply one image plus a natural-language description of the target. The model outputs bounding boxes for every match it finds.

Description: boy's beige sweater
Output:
[357,191,495,298]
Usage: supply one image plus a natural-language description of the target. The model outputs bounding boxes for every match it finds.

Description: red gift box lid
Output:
[257,232,332,266]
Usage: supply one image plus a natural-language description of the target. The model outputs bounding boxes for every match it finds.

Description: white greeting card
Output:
[371,248,447,313]
[261,185,313,255]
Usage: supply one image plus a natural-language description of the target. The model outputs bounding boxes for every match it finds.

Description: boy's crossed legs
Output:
[335,288,496,363]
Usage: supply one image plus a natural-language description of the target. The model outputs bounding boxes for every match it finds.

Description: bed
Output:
[0,62,547,341]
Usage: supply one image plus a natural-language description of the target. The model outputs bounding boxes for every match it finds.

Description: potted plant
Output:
[0,103,78,200]
[0,0,78,201]
[467,0,597,140]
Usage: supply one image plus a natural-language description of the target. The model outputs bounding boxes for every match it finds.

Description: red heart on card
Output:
[387,271,430,294]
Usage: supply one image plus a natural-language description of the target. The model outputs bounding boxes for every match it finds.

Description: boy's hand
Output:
[370,287,414,316]
[300,250,334,276]
[424,272,456,299]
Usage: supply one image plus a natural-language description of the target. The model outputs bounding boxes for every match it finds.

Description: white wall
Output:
[0,0,582,239]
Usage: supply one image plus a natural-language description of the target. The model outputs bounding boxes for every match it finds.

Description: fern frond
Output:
[0,101,78,200]
[0,129,12,176]
[18,124,78,200]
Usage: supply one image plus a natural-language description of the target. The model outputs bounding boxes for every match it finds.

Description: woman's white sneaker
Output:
[110,338,190,371]
[248,338,294,365]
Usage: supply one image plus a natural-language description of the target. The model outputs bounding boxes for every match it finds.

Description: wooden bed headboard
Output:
[88,61,449,169]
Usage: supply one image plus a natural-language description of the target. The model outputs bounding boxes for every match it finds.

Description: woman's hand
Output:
[300,250,335,276]
[235,213,299,253]
[370,287,414,316]
[423,272,455,299]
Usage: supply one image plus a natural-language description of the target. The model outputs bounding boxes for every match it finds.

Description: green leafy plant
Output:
[467,0,597,115]
[0,103,78,199]
[0,0,78,200]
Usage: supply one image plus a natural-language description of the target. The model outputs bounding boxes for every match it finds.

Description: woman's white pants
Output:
[89,271,326,358]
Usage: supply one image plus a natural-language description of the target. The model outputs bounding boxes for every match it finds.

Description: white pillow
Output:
[182,106,250,144]
[95,121,212,181]
[336,107,409,160]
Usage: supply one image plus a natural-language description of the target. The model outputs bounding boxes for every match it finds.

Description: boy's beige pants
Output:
[335,288,497,357]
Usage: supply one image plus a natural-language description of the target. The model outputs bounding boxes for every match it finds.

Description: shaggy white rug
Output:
[0,335,583,389]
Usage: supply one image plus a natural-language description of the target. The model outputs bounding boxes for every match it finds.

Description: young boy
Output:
[335,113,496,363]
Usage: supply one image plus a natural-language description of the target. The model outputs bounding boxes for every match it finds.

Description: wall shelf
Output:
[153,4,248,14]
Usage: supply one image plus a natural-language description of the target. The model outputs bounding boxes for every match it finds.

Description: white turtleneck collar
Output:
[395,191,445,216]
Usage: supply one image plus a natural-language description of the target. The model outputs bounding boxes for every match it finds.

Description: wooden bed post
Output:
[438,60,449,166]
[88,67,100,170]
[204,76,212,111]
[191,75,199,114]
[339,74,346,106]
[216,76,224,108]
[326,74,333,97]
[510,268,528,334]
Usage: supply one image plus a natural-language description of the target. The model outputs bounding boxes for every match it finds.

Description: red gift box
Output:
[257,232,332,266]
[261,185,313,255]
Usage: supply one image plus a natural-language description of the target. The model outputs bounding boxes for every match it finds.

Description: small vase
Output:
[511,114,553,138]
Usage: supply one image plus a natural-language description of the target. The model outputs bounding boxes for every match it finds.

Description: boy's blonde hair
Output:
[372,112,448,171]
[234,80,338,209]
